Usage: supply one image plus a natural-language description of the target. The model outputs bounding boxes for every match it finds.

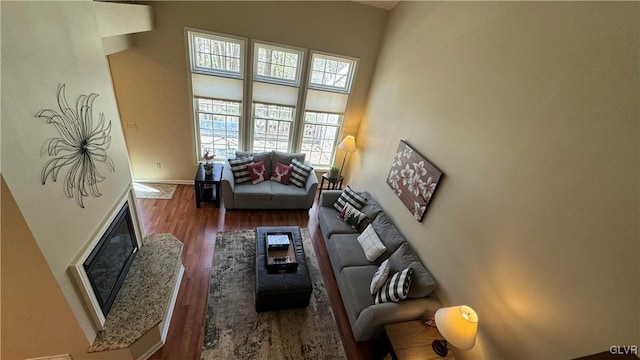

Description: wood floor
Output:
[141,184,387,360]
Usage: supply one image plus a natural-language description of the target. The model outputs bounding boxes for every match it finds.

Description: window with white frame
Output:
[252,103,294,152]
[251,42,304,153]
[254,43,304,85]
[189,31,244,77]
[196,98,241,159]
[188,30,246,160]
[187,30,358,167]
[300,52,357,167]
[308,53,357,93]
[300,112,341,165]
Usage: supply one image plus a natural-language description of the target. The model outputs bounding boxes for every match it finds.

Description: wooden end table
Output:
[384,320,456,360]
[194,162,222,208]
[317,172,344,199]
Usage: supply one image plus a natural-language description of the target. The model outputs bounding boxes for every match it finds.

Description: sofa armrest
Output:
[350,296,442,341]
[320,190,342,207]
[221,161,235,209]
[303,168,319,209]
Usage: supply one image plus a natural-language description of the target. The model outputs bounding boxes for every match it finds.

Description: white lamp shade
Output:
[338,135,357,153]
[434,305,478,350]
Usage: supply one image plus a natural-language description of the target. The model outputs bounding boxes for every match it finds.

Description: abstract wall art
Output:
[386,140,443,222]
[37,84,115,208]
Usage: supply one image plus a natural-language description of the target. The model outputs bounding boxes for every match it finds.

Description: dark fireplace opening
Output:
[83,201,138,317]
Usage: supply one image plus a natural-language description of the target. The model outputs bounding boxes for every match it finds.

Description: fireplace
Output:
[70,187,143,330]
[83,201,138,316]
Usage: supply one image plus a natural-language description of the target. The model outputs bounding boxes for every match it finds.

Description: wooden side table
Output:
[194,162,222,208]
[384,320,456,360]
[317,172,344,199]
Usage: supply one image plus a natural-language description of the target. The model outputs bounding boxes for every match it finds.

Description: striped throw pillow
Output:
[333,186,367,212]
[374,267,413,304]
[229,156,253,184]
[290,159,313,188]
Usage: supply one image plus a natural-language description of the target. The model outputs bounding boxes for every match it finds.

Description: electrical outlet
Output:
[155,162,161,169]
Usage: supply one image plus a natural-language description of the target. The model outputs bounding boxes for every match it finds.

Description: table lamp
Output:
[337,135,356,177]
[432,305,478,357]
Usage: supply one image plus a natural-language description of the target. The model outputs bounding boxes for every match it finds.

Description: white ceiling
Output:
[353,1,400,11]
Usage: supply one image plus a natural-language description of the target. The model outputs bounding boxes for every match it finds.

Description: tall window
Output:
[251,42,304,153]
[300,52,357,166]
[188,30,245,160]
[187,30,358,167]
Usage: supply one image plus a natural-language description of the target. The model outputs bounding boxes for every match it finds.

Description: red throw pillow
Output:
[271,162,293,185]
[247,161,268,184]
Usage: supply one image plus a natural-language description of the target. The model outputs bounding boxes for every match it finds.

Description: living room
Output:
[2,1,638,360]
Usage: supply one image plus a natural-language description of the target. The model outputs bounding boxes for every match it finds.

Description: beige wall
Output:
[354,2,639,359]
[108,1,387,181]
[1,176,88,359]
[1,1,138,344]
[1,177,132,360]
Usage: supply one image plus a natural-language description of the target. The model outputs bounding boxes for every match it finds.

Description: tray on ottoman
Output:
[255,226,312,312]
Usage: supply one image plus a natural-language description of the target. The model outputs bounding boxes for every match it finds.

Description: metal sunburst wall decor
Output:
[36,84,115,208]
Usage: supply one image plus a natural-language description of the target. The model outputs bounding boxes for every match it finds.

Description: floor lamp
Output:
[337,135,356,178]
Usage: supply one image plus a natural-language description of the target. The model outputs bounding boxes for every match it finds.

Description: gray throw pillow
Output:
[272,150,305,167]
[388,243,436,298]
[372,213,405,256]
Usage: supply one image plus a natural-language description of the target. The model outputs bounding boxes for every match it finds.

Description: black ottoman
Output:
[255,226,312,312]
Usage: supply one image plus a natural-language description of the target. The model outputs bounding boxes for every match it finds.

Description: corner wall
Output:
[108,1,387,181]
[354,2,639,359]
[1,1,137,348]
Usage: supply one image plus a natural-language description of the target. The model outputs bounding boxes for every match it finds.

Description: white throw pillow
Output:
[357,224,386,262]
[370,259,390,295]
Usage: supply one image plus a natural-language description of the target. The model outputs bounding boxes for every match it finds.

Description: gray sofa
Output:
[221,151,318,210]
[318,190,442,341]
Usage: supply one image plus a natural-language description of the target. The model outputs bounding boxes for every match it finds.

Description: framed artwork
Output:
[386,141,443,222]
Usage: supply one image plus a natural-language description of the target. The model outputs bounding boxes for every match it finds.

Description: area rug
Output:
[201,228,346,360]
[133,182,177,200]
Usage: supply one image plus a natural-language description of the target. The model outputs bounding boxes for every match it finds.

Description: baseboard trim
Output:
[133,179,194,185]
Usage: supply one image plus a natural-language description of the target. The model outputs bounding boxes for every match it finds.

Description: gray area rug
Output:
[133,183,177,199]
[201,228,346,360]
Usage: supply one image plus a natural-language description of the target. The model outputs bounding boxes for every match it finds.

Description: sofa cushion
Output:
[370,259,390,295]
[326,234,371,271]
[375,267,413,304]
[271,162,292,185]
[372,213,406,258]
[339,266,378,323]
[318,207,358,239]
[389,243,437,298]
[333,186,367,212]
[271,181,309,202]
[236,151,272,176]
[247,161,268,184]
[233,181,271,203]
[290,159,313,188]
[272,150,305,167]
[356,224,386,262]
[229,156,254,184]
